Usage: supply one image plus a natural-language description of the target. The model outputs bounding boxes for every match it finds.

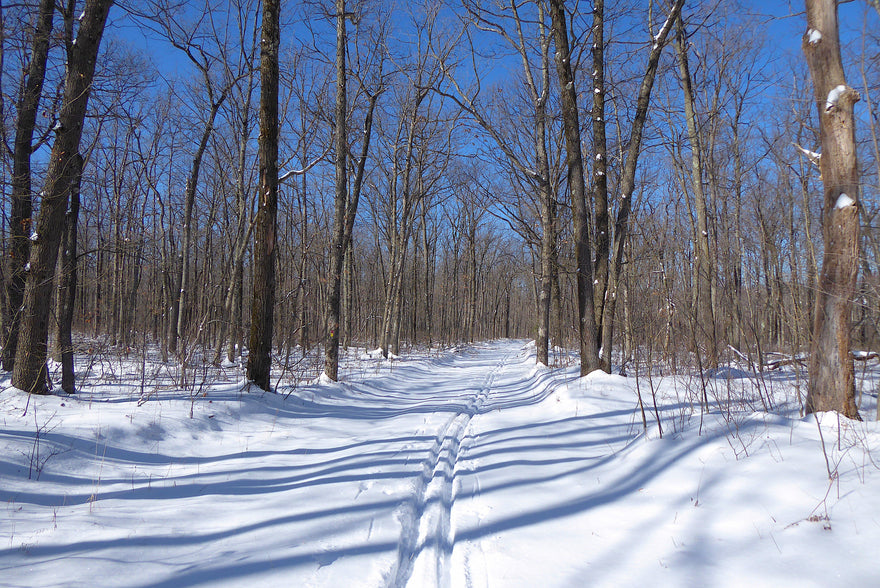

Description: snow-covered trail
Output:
[1,340,570,587]
[4,339,880,587]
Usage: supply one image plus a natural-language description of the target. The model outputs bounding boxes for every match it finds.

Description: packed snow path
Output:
[3,339,880,587]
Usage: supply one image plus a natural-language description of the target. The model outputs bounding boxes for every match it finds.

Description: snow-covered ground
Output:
[2,339,879,587]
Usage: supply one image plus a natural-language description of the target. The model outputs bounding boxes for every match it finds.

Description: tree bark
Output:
[3,0,55,371]
[323,0,349,381]
[532,3,553,366]
[591,0,610,357]
[12,0,114,394]
[803,0,861,419]
[548,0,599,375]
[246,0,280,391]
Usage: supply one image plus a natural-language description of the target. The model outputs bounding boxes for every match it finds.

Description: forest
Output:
[1,0,878,404]
[4,2,880,585]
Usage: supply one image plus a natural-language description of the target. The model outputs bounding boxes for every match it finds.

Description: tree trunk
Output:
[246,0,280,391]
[56,153,83,394]
[533,4,553,366]
[3,0,55,371]
[174,98,225,352]
[675,13,718,369]
[323,0,348,381]
[803,0,861,419]
[591,0,610,358]
[548,0,599,375]
[12,0,114,394]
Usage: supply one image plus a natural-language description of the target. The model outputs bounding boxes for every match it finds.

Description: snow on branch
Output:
[278,148,330,184]
[825,85,847,112]
[795,144,821,167]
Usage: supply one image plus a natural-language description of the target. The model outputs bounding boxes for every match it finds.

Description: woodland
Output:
[4,2,880,585]
[1,0,879,411]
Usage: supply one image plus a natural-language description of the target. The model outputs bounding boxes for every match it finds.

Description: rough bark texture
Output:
[247,0,280,391]
[803,0,861,419]
[12,0,114,394]
[548,0,599,375]
[3,0,55,371]
[323,0,348,381]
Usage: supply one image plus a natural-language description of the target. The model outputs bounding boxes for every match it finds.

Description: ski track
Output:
[390,345,518,588]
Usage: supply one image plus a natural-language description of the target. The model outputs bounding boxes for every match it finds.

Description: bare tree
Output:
[2,0,55,371]
[247,0,280,391]
[452,0,557,365]
[803,0,861,419]
[674,11,717,369]
[548,0,599,375]
[597,0,683,372]
[324,0,350,381]
[12,0,114,394]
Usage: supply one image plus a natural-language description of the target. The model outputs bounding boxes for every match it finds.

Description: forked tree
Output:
[12,0,114,394]
[595,0,683,372]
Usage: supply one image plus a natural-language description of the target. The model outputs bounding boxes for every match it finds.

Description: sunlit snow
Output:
[825,85,847,112]
[1,340,879,587]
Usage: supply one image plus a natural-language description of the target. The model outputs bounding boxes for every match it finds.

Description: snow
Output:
[807,28,822,44]
[796,144,821,165]
[2,340,879,587]
[835,193,855,209]
[825,85,847,112]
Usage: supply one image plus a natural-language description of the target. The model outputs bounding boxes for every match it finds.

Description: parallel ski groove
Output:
[390,347,514,588]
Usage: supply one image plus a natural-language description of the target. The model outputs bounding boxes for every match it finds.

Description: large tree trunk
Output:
[323,0,348,381]
[548,0,599,375]
[803,0,861,419]
[3,0,55,371]
[246,0,280,391]
[12,0,114,394]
